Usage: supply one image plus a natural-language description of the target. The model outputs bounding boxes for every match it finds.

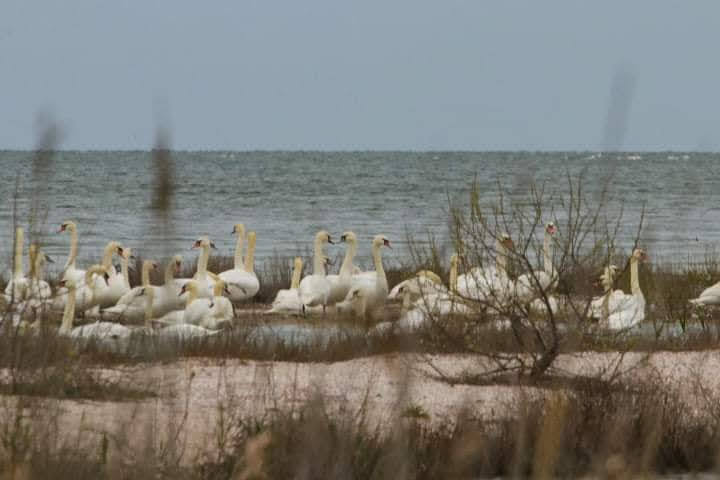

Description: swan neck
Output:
[186,287,198,307]
[339,241,357,276]
[234,228,245,270]
[290,259,302,289]
[313,240,326,276]
[495,241,507,274]
[449,261,458,292]
[60,286,76,333]
[101,243,116,270]
[66,227,78,269]
[401,291,412,314]
[244,234,256,273]
[197,245,210,275]
[121,257,130,289]
[141,263,151,287]
[630,258,641,295]
[12,228,23,280]
[372,243,387,288]
[164,262,176,285]
[543,232,553,275]
[144,288,154,328]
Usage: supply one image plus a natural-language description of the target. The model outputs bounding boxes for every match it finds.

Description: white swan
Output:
[100,260,159,323]
[218,226,260,302]
[590,265,619,319]
[152,255,187,316]
[58,221,85,284]
[4,227,28,302]
[27,243,53,301]
[137,286,219,340]
[326,231,358,306]
[344,234,391,320]
[199,279,235,330]
[179,281,214,326]
[298,231,334,314]
[388,270,447,301]
[456,234,515,307]
[58,274,132,351]
[180,236,217,298]
[514,222,558,302]
[90,241,127,308]
[690,266,720,306]
[601,249,648,330]
[267,257,303,314]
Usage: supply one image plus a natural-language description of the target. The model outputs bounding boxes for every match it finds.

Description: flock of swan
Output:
[3,217,719,351]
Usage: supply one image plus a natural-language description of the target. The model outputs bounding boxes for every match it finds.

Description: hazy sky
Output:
[2,1,719,150]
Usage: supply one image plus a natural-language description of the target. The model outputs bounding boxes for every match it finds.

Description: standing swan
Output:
[515,222,558,302]
[298,231,334,315]
[58,221,85,284]
[345,235,392,320]
[326,232,358,306]
[90,241,127,308]
[187,236,217,298]
[218,226,260,302]
[604,248,648,330]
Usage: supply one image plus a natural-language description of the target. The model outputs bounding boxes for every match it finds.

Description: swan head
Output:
[545,222,557,235]
[417,270,442,285]
[121,246,136,260]
[293,256,303,270]
[499,233,514,250]
[172,255,183,273]
[450,253,458,268]
[315,230,334,245]
[372,235,391,249]
[192,236,217,250]
[340,231,357,244]
[59,277,78,290]
[231,223,245,236]
[57,221,77,234]
[179,281,198,297]
[632,248,649,262]
[85,264,110,287]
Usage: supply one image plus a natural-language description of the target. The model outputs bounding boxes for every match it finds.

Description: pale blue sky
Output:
[1,1,719,150]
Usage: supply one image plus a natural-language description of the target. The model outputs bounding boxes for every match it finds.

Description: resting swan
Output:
[137,287,219,340]
[58,273,132,351]
[100,260,159,323]
[218,226,260,302]
[456,234,515,307]
[199,279,235,330]
[690,266,720,306]
[602,249,648,330]
[298,231,334,314]
[344,235,391,320]
[267,257,303,314]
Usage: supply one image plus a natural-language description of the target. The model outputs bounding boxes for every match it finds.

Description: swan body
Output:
[199,280,234,329]
[388,270,446,301]
[456,234,515,307]
[218,225,260,302]
[181,281,213,325]
[343,234,391,320]
[57,274,132,352]
[298,231,334,313]
[100,260,158,322]
[267,257,303,314]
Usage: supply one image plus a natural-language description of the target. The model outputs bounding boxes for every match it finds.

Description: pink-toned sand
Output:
[2,350,719,465]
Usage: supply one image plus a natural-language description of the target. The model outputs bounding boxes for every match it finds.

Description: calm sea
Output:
[0,151,717,273]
